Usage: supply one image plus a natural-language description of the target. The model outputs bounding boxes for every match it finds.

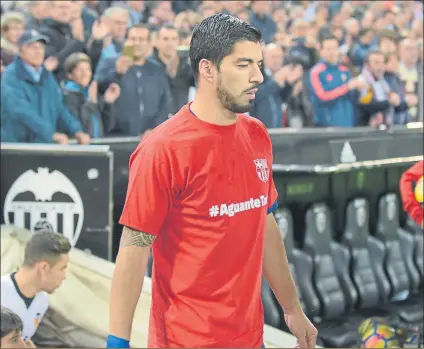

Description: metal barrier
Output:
[1,125,422,261]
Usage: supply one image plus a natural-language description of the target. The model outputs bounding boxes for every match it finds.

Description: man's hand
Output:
[88,80,98,103]
[44,56,59,72]
[104,83,121,103]
[286,64,303,85]
[52,132,69,144]
[405,93,418,106]
[91,19,110,41]
[284,306,318,348]
[348,76,368,91]
[389,92,401,107]
[71,18,85,41]
[116,56,133,75]
[75,131,91,144]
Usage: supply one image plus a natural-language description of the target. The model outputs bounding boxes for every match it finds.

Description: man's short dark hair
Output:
[366,48,384,63]
[189,13,262,81]
[23,231,72,268]
[319,34,339,47]
[126,23,151,39]
[378,29,399,45]
[1,307,23,338]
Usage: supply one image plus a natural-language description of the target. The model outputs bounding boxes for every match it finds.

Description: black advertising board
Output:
[0,144,114,261]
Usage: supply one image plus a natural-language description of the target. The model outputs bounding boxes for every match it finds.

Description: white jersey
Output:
[1,274,49,342]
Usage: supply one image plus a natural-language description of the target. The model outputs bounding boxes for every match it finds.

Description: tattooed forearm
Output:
[120,226,157,248]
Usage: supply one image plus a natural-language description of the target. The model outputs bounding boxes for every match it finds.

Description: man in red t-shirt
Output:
[106,14,317,349]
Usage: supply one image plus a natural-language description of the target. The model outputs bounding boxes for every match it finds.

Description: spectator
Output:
[1,30,90,144]
[309,35,367,127]
[147,1,175,28]
[1,307,26,349]
[222,1,245,16]
[361,9,375,30]
[272,7,287,32]
[125,0,146,26]
[24,1,50,31]
[39,0,103,82]
[95,24,172,138]
[344,17,360,43]
[100,6,129,60]
[357,49,401,126]
[1,231,71,347]
[384,52,416,125]
[398,38,419,121]
[235,8,250,24]
[249,0,277,44]
[349,28,375,71]
[378,29,398,55]
[0,11,25,67]
[151,24,194,114]
[410,19,423,41]
[61,52,120,138]
[69,0,98,42]
[252,58,302,128]
[263,43,284,76]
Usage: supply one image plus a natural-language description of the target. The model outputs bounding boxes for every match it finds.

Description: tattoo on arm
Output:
[120,226,157,248]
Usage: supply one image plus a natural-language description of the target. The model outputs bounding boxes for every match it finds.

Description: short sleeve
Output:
[254,118,279,215]
[267,174,279,215]
[119,142,174,235]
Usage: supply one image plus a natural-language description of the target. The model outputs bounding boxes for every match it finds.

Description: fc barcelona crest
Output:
[253,159,269,183]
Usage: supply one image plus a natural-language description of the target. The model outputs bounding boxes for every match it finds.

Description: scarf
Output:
[361,66,393,127]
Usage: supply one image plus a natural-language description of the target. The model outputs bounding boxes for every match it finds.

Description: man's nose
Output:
[251,65,264,85]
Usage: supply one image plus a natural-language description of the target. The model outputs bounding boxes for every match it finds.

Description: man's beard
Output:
[217,76,255,114]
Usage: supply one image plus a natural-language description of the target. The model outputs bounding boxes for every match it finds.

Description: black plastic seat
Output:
[302,203,361,348]
[341,198,400,324]
[404,216,424,281]
[375,194,423,326]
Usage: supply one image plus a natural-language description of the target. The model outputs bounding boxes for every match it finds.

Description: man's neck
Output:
[190,89,238,126]
[14,269,41,299]
[401,61,416,70]
[158,51,174,65]
[133,57,146,66]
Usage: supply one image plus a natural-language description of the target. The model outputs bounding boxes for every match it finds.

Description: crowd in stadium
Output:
[0,0,423,141]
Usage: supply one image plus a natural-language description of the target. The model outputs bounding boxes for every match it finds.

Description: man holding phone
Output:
[95,24,172,138]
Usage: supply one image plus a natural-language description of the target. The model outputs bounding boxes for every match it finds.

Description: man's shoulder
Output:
[34,291,49,305]
[239,114,269,135]
[145,57,167,73]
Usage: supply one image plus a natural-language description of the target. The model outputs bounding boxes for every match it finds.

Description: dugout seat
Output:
[274,209,320,319]
[404,216,424,280]
[261,278,281,329]
[302,203,360,348]
[342,199,386,308]
[375,194,423,325]
[341,198,401,324]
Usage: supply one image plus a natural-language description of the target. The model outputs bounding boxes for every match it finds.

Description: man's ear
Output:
[198,58,215,84]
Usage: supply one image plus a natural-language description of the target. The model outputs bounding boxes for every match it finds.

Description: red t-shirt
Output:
[119,104,279,348]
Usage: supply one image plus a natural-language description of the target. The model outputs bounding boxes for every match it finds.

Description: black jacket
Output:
[61,80,116,138]
[39,19,103,82]
[150,48,194,114]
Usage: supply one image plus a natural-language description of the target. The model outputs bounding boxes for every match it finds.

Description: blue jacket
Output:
[1,56,82,143]
[309,61,358,127]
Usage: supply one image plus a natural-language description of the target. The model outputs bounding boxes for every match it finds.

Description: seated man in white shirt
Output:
[1,231,71,347]
[1,306,26,348]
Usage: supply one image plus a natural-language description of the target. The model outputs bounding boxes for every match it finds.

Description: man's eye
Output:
[238,65,248,68]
